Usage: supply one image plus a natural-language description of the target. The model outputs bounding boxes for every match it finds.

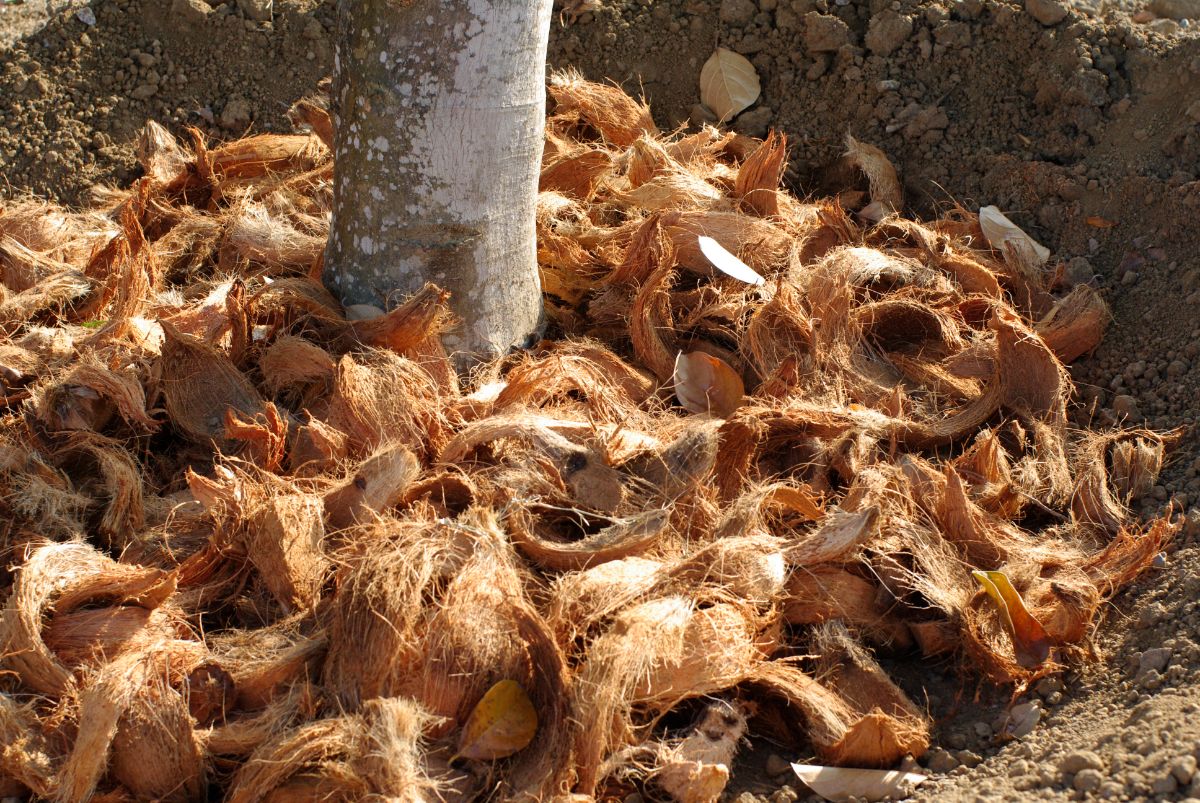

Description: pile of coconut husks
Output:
[0,73,1179,802]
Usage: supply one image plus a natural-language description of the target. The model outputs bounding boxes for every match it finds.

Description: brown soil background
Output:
[3,0,1200,800]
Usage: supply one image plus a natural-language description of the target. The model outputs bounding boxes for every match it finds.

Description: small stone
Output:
[1098,780,1123,798]
[719,0,758,24]
[303,17,326,40]
[925,747,959,773]
[1148,18,1181,34]
[1036,676,1065,698]
[220,96,253,130]
[1152,774,1180,795]
[765,753,791,776]
[1139,647,1172,677]
[1061,750,1105,775]
[237,0,273,21]
[131,83,159,100]
[1074,769,1104,792]
[1172,756,1198,784]
[956,750,983,768]
[1064,256,1094,286]
[623,795,644,803]
[1007,701,1042,738]
[972,720,993,739]
[689,103,718,125]
[864,10,913,56]
[1112,394,1141,421]
[1025,0,1069,25]
[1148,0,1200,19]
[805,12,852,52]
[733,105,773,138]
[172,0,213,26]
[769,786,799,803]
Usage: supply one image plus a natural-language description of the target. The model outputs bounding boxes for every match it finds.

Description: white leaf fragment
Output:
[697,235,765,286]
[978,205,1050,267]
[791,763,928,802]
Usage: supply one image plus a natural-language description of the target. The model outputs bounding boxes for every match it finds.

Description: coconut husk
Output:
[58,640,209,803]
[811,622,930,764]
[844,135,902,218]
[323,515,474,708]
[322,350,444,459]
[259,335,336,399]
[226,201,326,270]
[549,70,658,148]
[0,266,92,330]
[136,120,191,188]
[736,131,787,218]
[288,97,334,150]
[495,339,656,421]
[0,234,82,293]
[43,433,147,550]
[30,356,158,435]
[344,282,453,357]
[209,133,329,183]
[440,413,625,514]
[510,507,669,571]
[0,73,1178,796]
[0,201,118,266]
[784,567,913,650]
[0,693,58,799]
[541,147,616,201]
[289,415,349,476]
[323,442,419,531]
[204,622,325,713]
[247,492,327,611]
[1035,284,1109,363]
[225,402,289,472]
[204,682,311,757]
[573,597,773,795]
[157,321,264,443]
[108,662,207,802]
[44,605,183,670]
[226,697,443,803]
[665,211,791,277]
[0,542,177,696]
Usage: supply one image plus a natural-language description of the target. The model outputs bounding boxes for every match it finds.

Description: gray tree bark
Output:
[325,0,552,364]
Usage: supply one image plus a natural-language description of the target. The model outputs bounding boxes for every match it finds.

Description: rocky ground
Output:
[3,0,1200,800]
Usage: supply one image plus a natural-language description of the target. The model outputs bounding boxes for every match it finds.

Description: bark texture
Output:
[326,0,552,363]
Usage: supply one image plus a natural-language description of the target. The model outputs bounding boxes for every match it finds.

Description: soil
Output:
[3,0,1200,800]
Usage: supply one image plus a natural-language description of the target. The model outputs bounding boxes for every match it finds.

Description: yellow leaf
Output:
[972,570,1051,668]
[672,351,745,418]
[699,48,761,123]
[455,679,538,762]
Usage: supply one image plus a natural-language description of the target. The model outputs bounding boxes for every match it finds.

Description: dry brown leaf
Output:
[673,351,744,417]
[699,48,761,122]
[455,679,538,762]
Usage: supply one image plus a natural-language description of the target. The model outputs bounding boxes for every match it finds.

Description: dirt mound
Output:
[3,0,1200,800]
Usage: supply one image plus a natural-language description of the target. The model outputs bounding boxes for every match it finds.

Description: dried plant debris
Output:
[0,75,1177,801]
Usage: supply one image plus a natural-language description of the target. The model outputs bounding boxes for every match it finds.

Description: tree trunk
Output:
[325,0,552,364]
